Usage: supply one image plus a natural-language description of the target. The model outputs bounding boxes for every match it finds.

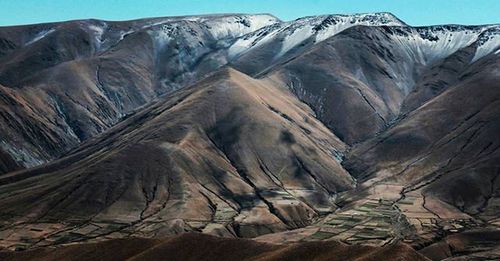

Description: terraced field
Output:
[256,182,490,251]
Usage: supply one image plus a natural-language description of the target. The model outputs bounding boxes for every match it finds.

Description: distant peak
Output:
[290,12,406,25]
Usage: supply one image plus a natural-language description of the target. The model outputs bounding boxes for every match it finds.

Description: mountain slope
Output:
[0,67,354,249]
[336,50,500,247]
[228,13,406,74]
[0,12,499,260]
[1,12,498,172]
[0,14,279,172]
[241,24,499,144]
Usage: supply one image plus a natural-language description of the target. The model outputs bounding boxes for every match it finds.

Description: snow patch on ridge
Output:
[144,14,280,53]
[277,13,404,58]
[87,23,108,50]
[153,24,174,47]
[394,27,478,64]
[88,24,105,41]
[25,29,55,45]
[279,24,314,56]
[228,23,284,58]
[387,25,500,65]
[315,13,404,42]
[472,26,500,62]
[201,14,280,40]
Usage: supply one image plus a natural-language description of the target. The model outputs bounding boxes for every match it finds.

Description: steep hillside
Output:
[0,68,354,249]
[248,24,499,144]
[0,14,279,172]
[343,53,500,222]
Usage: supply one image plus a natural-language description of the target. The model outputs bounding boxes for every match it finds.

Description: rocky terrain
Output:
[0,12,499,260]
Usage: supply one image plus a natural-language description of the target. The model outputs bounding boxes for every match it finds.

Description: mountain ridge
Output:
[0,12,498,171]
[0,11,499,260]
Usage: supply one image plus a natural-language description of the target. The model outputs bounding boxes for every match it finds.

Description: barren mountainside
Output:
[0,12,499,260]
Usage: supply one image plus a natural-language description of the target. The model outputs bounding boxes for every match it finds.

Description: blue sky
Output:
[0,0,499,26]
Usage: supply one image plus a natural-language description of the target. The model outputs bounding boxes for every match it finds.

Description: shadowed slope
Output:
[419,229,500,260]
[0,67,353,249]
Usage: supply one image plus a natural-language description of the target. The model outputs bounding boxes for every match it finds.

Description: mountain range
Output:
[0,12,499,260]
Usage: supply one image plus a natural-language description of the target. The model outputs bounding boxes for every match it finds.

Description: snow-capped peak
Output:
[228,12,406,59]
[313,12,405,42]
[139,14,279,41]
[143,14,280,51]
[387,24,500,64]
[190,14,281,40]
[472,25,500,62]
[228,13,499,65]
